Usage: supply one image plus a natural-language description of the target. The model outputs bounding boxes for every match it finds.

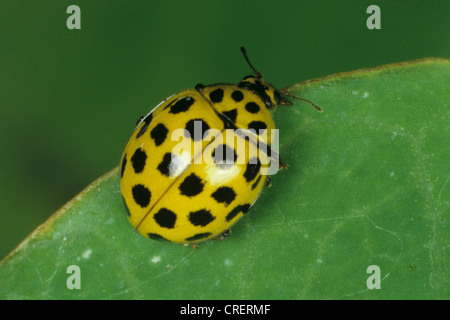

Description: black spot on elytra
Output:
[189,209,215,227]
[245,102,260,114]
[226,204,251,222]
[212,144,237,168]
[185,232,212,242]
[222,109,237,123]
[251,174,263,190]
[169,96,195,114]
[147,233,169,241]
[132,184,151,208]
[157,152,172,177]
[151,123,169,146]
[131,148,147,174]
[248,121,267,134]
[184,119,210,141]
[179,173,204,197]
[120,154,127,178]
[219,113,237,130]
[135,112,153,138]
[209,88,224,103]
[154,208,177,229]
[231,90,244,102]
[244,158,261,182]
[211,187,236,206]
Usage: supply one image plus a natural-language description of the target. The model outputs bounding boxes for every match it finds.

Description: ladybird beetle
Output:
[120,47,321,244]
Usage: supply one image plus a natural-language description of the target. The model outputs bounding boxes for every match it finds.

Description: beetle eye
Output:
[274,91,281,105]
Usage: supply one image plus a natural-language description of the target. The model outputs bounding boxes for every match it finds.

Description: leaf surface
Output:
[0,58,448,299]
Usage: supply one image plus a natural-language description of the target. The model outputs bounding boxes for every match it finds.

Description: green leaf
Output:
[0,58,448,299]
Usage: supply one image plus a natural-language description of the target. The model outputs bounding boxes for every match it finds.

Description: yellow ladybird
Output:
[120,47,320,243]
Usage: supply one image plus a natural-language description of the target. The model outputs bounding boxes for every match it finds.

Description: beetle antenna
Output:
[279,89,323,112]
[240,47,263,79]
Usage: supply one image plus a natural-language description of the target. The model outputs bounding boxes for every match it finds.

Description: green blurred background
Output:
[0,0,448,260]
